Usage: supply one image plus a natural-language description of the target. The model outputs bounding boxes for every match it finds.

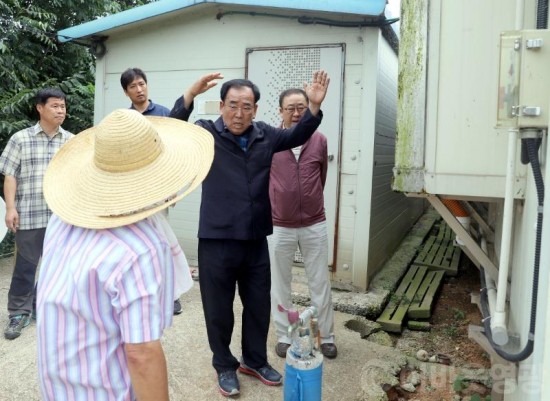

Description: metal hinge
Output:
[511,105,541,117]
[526,38,543,49]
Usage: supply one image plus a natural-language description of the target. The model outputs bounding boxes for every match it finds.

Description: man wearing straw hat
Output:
[36,109,214,401]
[0,88,73,340]
[170,70,329,397]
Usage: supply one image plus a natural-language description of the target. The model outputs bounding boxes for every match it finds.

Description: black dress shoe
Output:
[173,299,182,315]
[320,343,338,359]
[275,342,290,358]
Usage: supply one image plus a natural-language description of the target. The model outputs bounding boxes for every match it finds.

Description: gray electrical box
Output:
[497,29,550,128]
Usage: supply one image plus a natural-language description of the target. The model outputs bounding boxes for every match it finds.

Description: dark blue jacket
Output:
[170,96,322,240]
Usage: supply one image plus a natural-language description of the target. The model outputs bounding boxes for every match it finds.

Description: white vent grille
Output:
[257,48,321,126]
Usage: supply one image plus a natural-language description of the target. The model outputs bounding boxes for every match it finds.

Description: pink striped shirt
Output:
[37,214,176,401]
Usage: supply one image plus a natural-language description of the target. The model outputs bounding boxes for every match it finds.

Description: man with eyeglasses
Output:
[170,71,329,397]
[268,88,337,360]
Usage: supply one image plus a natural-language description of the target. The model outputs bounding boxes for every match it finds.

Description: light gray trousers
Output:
[268,221,335,344]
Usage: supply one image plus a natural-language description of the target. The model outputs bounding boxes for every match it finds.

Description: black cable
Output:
[536,0,549,29]
[298,16,399,28]
[478,138,543,362]
[216,11,399,28]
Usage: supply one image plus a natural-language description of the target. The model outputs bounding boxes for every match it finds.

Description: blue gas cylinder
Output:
[283,349,323,401]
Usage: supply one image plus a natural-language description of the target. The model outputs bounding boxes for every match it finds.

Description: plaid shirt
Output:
[0,123,73,230]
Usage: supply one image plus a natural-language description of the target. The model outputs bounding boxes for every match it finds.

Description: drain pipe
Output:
[478,135,543,362]
[479,135,542,363]
[481,237,497,315]
[441,199,470,245]
[490,0,525,346]
[491,128,518,345]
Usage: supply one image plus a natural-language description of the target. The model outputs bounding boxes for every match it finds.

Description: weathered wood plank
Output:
[414,236,461,276]
[428,244,460,276]
[408,320,431,331]
[431,241,445,266]
[436,221,451,241]
[377,265,420,330]
[377,265,428,332]
[415,236,436,264]
[408,270,445,319]
[408,270,436,314]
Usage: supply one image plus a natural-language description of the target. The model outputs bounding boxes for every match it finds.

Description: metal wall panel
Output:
[368,36,424,283]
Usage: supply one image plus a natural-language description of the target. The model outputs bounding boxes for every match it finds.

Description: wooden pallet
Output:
[413,235,461,276]
[377,265,428,333]
[407,269,445,319]
[436,221,454,241]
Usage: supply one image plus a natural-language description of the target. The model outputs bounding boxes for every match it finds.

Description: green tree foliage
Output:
[0,0,151,141]
[0,0,151,250]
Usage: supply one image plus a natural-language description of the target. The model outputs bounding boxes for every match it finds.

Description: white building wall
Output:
[421,0,536,198]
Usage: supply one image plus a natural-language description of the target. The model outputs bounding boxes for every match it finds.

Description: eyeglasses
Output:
[283,106,307,114]
[225,104,255,113]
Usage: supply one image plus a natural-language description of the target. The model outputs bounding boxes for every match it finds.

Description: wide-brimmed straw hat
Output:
[44,109,214,229]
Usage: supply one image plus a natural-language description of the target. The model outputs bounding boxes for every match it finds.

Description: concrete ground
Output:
[0,211,440,400]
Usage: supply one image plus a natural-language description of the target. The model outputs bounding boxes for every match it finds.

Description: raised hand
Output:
[303,70,330,115]
[189,72,224,97]
[184,72,224,108]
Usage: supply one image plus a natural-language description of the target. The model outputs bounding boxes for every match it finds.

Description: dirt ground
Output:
[391,257,492,401]
[0,217,494,401]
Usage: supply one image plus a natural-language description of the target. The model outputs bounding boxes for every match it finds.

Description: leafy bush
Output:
[0,0,151,194]
[0,230,14,258]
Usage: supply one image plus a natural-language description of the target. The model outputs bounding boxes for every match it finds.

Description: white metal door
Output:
[246,44,344,266]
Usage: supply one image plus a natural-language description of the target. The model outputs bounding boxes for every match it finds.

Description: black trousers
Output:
[8,228,46,316]
[198,238,271,373]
